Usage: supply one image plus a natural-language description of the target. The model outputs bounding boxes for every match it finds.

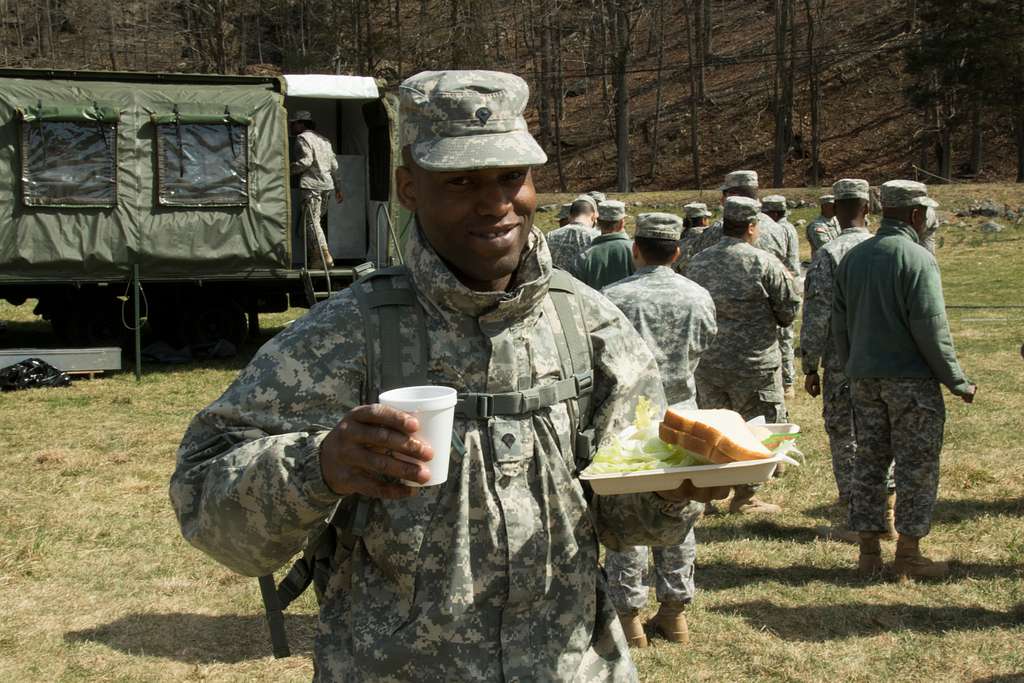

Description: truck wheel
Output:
[185,298,247,349]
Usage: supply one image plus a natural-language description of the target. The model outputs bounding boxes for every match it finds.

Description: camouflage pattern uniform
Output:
[601,214,716,615]
[806,214,841,256]
[546,222,600,271]
[172,69,698,682]
[687,227,800,421]
[291,123,340,268]
[801,225,873,500]
[761,196,802,389]
[833,181,973,538]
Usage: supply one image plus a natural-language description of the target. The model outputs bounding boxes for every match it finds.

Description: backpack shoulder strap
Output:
[547,270,594,428]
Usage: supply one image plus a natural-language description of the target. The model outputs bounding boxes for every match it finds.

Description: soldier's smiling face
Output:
[397,152,537,292]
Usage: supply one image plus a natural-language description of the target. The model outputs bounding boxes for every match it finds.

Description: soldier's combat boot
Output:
[618,610,648,648]
[881,493,898,541]
[729,486,781,514]
[649,601,689,645]
[858,532,883,577]
[894,534,949,581]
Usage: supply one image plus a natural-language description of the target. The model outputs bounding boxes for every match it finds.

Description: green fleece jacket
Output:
[832,218,972,395]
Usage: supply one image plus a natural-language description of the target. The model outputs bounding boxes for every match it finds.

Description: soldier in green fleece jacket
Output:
[833,179,977,582]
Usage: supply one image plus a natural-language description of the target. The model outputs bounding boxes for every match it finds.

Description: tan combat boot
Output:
[618,610,648,648]
[881,493,898,541]
[858,532,884,577]
[893,535,949,581]
[649,602,689,645]
[729,487,782,515]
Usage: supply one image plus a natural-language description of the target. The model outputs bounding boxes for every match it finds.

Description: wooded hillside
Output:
[3,0,1022,191]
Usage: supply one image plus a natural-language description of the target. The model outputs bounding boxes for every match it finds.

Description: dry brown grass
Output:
[1,186,1022,681]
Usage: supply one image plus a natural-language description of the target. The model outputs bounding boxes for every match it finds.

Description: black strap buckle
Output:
[575,371,594,396]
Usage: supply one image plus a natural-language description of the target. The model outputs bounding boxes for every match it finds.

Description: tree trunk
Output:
[685,0,702,191]
[609,2,632,192]
[107,5,118,71]
[703,0,712,56]
[537,5,553,146]
[969,104,983,176]
[554,10,567,192]
[1015,113,1024,182]
[772,0,790,187]
[648,0,666,180]
[694,0,705,100]
[938,125,952,181]
[804,0,821,186]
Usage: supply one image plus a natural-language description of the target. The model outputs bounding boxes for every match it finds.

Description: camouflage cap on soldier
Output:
[832,178,870,201]
[288,109,314,123]
[558,203,572,220]
[399,70,547,171]
[723,196,760,224]
[587,191,607,204]
[880,179,939,209]
[635,212,683,241]
[597,200,627,222]
[818,194,835,205]
[720,170,759,191]
[574,194,599,212]
[761,195,788,213]
[683,202,712,218]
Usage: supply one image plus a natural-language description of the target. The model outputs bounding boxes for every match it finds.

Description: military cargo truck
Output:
[0,69,403,350]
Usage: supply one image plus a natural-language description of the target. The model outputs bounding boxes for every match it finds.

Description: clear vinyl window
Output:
[156,121,249,207]
[21,120,118,208]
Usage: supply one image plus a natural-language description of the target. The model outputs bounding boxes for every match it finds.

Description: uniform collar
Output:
[878,217,921,244]
[593,231,631,243]
[404,221,551,319]
[839,225,870,235]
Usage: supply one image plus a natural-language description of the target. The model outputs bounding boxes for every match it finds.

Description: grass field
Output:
[1,186,1022,681]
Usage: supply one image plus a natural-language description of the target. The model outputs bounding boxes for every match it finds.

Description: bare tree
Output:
[772,0,795,187]
[803,0,826,186]
[685,0,702,190]
[647,0,667,180]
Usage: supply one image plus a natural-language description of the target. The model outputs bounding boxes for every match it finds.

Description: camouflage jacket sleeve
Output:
[290,135,314,176]
[169,295,365,576]
[571,289,697,550]
[765,259,801,328]
[799,251,834,374]
[785,224,801,276]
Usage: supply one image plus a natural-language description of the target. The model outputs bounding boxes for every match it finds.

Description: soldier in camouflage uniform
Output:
[672,202,712,275]
[806,194,841,256]
[833,180,976,580]
[686,197,802,515]
[587,190,607,205]
[290,110,343,269]
[171,70,729,682]
[801,179,894,544]
[546,195,600,270]
[678,171,793,276]
[602,213,717,649]
[760,195,801,398]
[571,200,635,290]
[557,202,572,227]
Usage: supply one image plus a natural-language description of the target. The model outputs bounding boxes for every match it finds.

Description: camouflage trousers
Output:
[822,366,894,501]
[605,503,703,612]
[301,189,333,268]
[779,325,796,387]
[695,365,787,497]
[848,377,946,538]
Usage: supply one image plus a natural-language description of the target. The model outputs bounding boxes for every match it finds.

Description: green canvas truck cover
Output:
[0,72,290,281]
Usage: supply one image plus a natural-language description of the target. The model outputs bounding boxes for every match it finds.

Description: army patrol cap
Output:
[723,196,760,224]
[761,195,788,213]
[574,194,599,212]
[587,190,607,204]
[683,202,712,218]
[635,212,683,240]
[720,170,759,191]
[597,200,627,222]
[832,178,870,201]
[399,70,548,171]
[558,203,572,220]
[819,194,835,205]
[880,180,939,209]
[288,110,314,123]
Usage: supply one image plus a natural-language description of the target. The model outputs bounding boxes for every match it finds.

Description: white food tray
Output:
[581,454,786,496]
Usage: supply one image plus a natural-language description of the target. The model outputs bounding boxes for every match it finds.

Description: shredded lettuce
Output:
[583,397,709,475]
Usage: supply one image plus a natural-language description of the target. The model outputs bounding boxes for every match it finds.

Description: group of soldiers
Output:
[172,69,975,680]
[546,171,974,648]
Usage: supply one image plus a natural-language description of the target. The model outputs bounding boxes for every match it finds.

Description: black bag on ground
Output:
[0,358,72,391]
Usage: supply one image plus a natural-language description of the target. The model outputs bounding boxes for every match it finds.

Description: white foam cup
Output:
[378,385,458,487]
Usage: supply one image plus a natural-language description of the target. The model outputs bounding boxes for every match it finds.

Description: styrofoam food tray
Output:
[581,454,785,496]
[757,423,800,448]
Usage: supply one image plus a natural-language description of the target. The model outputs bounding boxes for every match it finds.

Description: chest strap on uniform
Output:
[455,371,593,419]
